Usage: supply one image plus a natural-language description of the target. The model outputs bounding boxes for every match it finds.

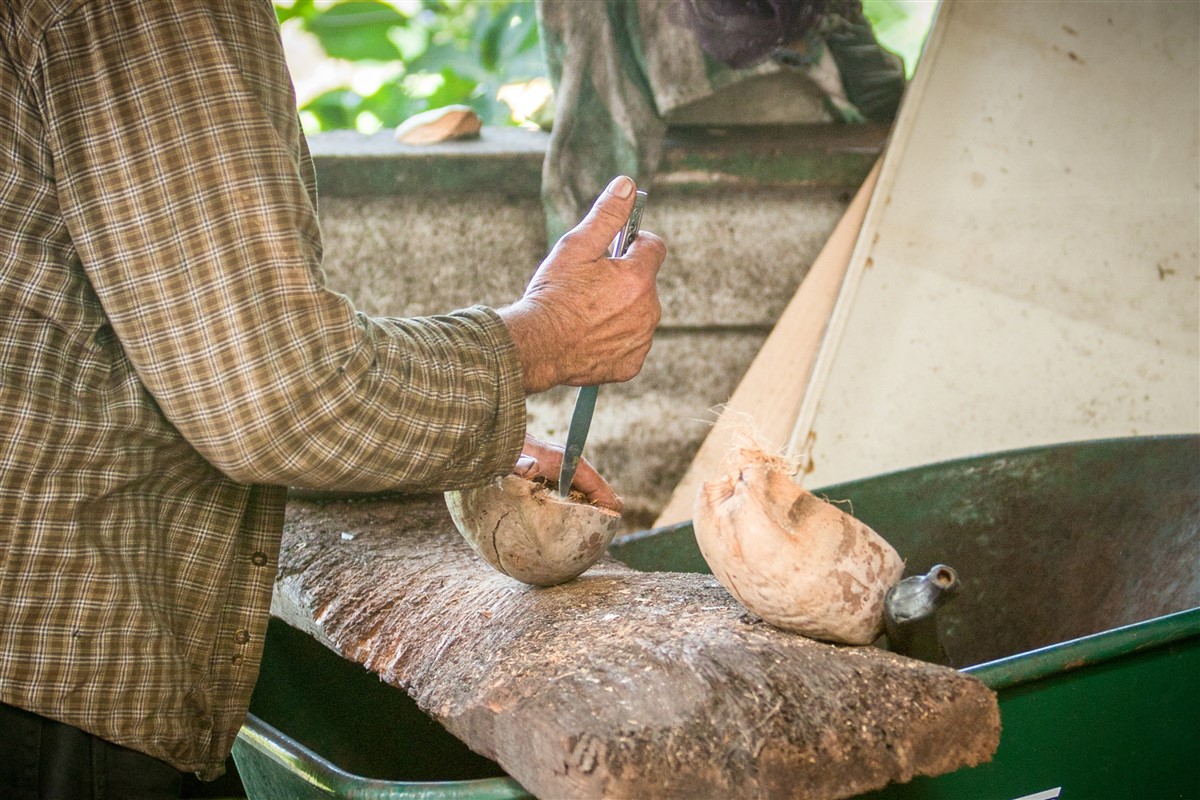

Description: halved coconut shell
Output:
[446,476,621,587]
[693,447,905,644]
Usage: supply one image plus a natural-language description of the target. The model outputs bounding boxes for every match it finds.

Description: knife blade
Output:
[558,190,648,498]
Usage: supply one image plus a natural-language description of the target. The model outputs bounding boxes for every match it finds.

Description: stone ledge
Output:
[309,127,548,197]
[308,124,887,197]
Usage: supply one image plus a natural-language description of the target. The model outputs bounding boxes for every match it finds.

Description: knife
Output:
[558,190,648,498]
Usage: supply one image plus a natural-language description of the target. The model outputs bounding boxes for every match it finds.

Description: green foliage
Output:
[861,0,937,78]
[275,0,934,134]
[276,0,544,133]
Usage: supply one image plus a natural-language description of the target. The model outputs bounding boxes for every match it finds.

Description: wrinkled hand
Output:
[500,175,665,394]
[513,434,622,512]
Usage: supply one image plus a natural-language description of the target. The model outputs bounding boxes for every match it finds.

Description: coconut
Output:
[446,476,621,587]
[693,445,905,644]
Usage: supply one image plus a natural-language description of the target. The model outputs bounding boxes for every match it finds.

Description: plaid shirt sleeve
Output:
[40,0,526,492]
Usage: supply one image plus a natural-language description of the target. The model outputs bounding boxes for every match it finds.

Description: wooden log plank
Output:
[653,159,882,529]
[272,495,999,800]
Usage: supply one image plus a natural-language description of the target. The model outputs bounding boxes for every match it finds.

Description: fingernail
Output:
[605,175,634,199]
[514,455,537,476]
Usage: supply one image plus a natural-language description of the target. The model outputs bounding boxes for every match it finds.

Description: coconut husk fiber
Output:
[271,494,999,800]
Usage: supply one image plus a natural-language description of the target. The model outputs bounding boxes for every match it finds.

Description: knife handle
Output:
[610,191,648,257]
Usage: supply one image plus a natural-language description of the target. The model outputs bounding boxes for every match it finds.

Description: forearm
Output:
[497,301,567,395]
[212,305,527,492]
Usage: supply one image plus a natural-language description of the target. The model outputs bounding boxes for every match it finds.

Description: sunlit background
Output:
[275,0,937,136]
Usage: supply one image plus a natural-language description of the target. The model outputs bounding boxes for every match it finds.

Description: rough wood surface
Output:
[272,494,999,800]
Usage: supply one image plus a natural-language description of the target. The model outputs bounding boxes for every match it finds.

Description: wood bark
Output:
[272,494,999,800]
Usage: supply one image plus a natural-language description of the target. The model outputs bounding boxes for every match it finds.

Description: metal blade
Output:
[558,385,597,497]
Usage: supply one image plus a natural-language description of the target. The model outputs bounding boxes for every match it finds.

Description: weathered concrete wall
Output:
[310,125,883,531]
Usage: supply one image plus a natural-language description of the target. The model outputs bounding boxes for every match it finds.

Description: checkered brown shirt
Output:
[0,0,525,778]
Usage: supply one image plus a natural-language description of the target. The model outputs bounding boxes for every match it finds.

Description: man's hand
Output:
[513,434,622,512]
[500,175,665,394]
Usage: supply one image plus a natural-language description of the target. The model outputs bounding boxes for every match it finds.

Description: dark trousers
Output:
[0,702,182,800]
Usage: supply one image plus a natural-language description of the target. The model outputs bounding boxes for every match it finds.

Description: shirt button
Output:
[251,551,269,567]
[231,654,244,667]
[233,629,250,645]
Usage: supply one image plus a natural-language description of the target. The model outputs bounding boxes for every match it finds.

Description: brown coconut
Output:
[445,476,621,587]
[693,446,905,644]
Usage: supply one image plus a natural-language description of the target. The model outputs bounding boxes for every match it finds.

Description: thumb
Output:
[564,175,638,257]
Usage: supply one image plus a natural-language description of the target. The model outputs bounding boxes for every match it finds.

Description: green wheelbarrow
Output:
[233,435,1199,799]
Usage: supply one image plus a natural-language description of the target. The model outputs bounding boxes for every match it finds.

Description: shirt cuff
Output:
[456,304,527,484]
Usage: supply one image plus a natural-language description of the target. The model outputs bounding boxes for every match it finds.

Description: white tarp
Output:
[807,0,1200,488]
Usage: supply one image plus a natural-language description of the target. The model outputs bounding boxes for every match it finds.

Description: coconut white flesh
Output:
[693,449,905,644]
[446,475,621,587]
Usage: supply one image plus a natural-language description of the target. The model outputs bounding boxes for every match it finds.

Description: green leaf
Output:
[301,88,364,131]
[274,0,317,24]
[276,0,545,131]
[408,41,485,81]
[360,79,419,128]
[475,7,504,72]
[480,1,542,81]
[496,2,539,64]
[387,22,430,63]
[307,1,406,61]
[421,67,479,108]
